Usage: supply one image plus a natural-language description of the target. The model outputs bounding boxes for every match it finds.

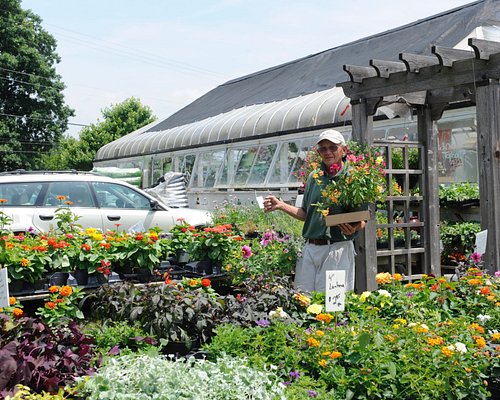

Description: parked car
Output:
[0,170,211,233]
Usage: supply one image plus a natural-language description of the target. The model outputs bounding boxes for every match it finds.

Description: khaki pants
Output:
[294,240,355,293]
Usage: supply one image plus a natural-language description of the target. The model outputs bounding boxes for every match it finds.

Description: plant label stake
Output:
[325,270,346,312]
[0,268,9,308]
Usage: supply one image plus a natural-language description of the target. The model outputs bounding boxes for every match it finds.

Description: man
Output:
[264,129,365,293]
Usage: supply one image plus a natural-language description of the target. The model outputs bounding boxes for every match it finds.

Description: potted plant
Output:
[168,219,196,263]
[313,142,387,226]
[439,182,480,208]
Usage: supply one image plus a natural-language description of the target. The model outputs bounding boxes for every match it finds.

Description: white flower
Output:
[420,324,429,331]
[454,342,467,353]
[408,322,416,327]
[269,307,288,319]
[477,314,491,323]
[378,289,391,298]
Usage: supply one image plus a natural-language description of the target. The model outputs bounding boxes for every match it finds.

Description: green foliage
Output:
[391,147,419,169]
[83,320,161,357]
[35,285,85,326]
[211,200,303,239]
[86,281,225,349]
[79,354,286,400]
[440,221,482,263]
[0,0,74,170]
[439,182,480,203]
[42,97,156,170]
[4,385,74,399]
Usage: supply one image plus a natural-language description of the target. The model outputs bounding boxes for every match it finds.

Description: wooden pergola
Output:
[338,38,500,292]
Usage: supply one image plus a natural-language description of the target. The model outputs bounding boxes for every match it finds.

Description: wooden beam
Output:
[351,100,377,293]
[475,83,500,273]
[468,38,500,60]
[431,45,475,67]
[343,65,378,83]
[337,52,500,101]
[399,53,439,72]
[370,59,407,78]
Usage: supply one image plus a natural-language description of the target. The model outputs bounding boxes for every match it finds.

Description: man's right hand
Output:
[264,195,280,213]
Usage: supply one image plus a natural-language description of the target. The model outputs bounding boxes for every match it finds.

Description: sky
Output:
[21,0,474,137]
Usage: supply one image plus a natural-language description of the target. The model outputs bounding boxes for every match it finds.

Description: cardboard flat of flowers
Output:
[325,210,371,226]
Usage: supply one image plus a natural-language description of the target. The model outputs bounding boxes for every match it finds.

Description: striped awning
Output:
[95,87,351,161]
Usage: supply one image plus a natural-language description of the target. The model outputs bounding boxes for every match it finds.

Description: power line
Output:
[0,75,62,91]
[0,112,88,127]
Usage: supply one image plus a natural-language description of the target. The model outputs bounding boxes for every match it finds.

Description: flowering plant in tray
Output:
[313,142,387,224]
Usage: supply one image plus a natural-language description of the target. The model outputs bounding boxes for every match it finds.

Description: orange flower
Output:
[0,199,7,203]
[306,337,321,347]
[56,195,66,200]
[316,313,334,324]
[45,301,56,310]
[188,279,198,287]
[20,258,30,267]
[376,272,392,285]
[12,308,24,318]
[60,285,73,297]
[393,273,403,281]
[441,346,453,357]
[480,287,491,295]
[49,285,60,293]
[330,351,342,359]
[9,296,16,306]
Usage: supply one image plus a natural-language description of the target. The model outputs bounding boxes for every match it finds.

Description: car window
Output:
[0,182,43,206]
[92,182,151,209]
[43,182,94,207]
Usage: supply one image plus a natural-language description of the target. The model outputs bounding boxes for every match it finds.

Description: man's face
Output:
[316,139,346,169]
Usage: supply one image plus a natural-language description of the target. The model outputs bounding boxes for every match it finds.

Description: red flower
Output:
[45,301,56,310]
[81,243,91,251]
[201,278,211,287]
[135,234,144,241]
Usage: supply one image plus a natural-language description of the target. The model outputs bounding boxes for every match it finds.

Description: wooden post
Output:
[475,82,500,273]
[351,99,377,292]
[418,106,441,275]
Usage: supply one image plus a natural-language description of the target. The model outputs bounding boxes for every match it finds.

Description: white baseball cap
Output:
[316,129,346,146]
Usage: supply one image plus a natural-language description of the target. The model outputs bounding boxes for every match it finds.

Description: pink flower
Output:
[329,164,341,174]
[242,245,252,259]
[495,271,500,278]
[346,154,357,162]
[470,252,482,263]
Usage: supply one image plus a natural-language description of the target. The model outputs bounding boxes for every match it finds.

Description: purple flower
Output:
[307,390,318,397]
[256,319,271,328]
[495,271,500,278]
[406,291,414,298]
[289,370,301,379]
[282,381,291,386]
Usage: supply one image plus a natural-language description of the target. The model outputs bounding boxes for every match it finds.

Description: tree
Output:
[0,0,74,171]
[42,97,156,171]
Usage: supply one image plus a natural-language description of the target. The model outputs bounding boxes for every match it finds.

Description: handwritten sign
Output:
[325,270,346,312]
[475,230,488,256]
[0,268,9,308]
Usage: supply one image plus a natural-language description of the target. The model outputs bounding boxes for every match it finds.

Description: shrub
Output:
[78,354,286,400]
[0,318,97,397]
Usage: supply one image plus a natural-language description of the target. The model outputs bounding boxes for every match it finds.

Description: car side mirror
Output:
[150,199,163,210]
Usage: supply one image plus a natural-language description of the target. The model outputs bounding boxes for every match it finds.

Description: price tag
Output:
[256,196,264,209]
[325,270,346,312]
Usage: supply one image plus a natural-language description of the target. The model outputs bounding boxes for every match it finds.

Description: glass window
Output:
[437,124,478,183]
[0,182,43,206]
[219,149,244,187]
[191,150,225,188]
[234,147,259,185]
[162,156,173,174]
[247,144,277,185]
[152,159,163,185]
[92,182,150,209]
[44,182,94,207]
[180,155,196,185]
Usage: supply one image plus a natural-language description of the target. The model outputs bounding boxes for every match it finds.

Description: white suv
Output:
[0,171,211,233]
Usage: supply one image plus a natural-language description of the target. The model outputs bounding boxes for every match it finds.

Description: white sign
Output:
[0,268,10,308]
[255,196,265,209]
[325,270,346,312]
[294,194,304,208]
[475,230,488,256]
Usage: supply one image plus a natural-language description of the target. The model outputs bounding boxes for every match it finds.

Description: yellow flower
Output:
[441,346,454,357]
[92,233,103,241]
[393,273,403,281]
[321,209,329,217]
[306,337,320,347]
[376,272,392,284]
[307,304,323,315]
[491,333,500,342]
[313,173,318,179]
[316,330,324,337]
[20,258,30,267]
[375,156,384,165]
[360,291,371,302]
[293,293,311,306]
[318,359,327,367]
